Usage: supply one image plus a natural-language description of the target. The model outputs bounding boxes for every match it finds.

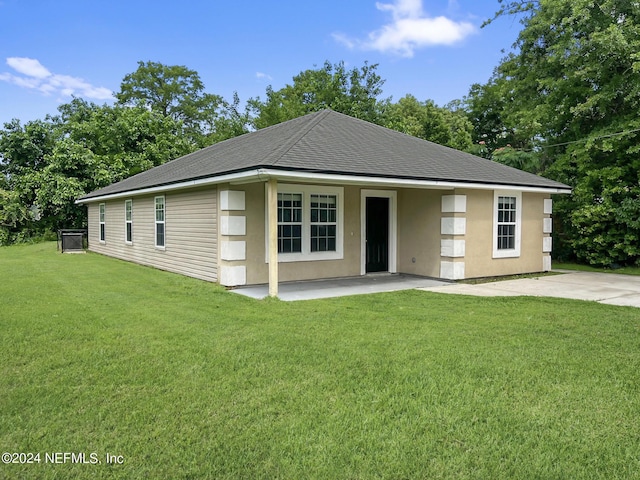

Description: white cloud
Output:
[0,73,41,90]
[377,0,423,19]
[256,72,273,81]
[7,57,51,78]
[333,0,476,57]
[0,57,113,100]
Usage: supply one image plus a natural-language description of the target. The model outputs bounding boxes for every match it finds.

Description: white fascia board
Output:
[77,168,571,204]
[255,169,571,194]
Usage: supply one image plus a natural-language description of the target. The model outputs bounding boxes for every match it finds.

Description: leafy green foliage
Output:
[476,0,640,266]
[251,61,387,128]
[0,188,30,244]
[115,61,219,127]
[463,79,537,158]
[252,62,474,151]
[115,60,251,145]
[201,92,253,146]
[0,100,194,244]
[58,98,193,177]
[549,127,640,265]
[491,146,544,174]
[383,94,474,151]
[0,118,57,176]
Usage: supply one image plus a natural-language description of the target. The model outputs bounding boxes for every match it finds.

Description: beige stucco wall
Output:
[87,187,217,282]
[397,189,442,278]
[198,183,550,284]
[236,182,363,284]
[234,183,449,284]
[85,181,552,286]
[462,189,548,278]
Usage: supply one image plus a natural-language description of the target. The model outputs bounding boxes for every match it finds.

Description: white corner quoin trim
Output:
[441,194,467,213]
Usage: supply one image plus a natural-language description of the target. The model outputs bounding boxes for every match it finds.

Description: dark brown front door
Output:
[366,197,389,273]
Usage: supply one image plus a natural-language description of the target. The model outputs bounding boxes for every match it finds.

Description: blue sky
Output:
[0,0,523,127]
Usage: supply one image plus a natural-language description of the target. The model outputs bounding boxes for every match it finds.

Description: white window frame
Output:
[99,203,106,243]
[265,184,344,263]
[155,196,165,249]
[492,190,522,258]
[310,193,338,253]
[125,199,133,245]
[277,192,303,254]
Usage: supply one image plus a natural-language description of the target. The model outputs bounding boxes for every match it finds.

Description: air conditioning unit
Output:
[58,229,87,253]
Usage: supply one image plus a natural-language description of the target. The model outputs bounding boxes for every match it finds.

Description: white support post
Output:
[267,178,279,297]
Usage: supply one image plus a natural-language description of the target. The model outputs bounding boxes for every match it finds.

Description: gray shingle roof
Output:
[79,109,569,200]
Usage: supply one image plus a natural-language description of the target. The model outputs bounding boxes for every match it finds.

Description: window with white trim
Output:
[270,185,344,262]
[493,191,522,258]
[497,196,516,249]
[310,194,337,252]
[99,203,106,243]
[125,199,133,244]
[278,193,302,253]
[155,196,165,248]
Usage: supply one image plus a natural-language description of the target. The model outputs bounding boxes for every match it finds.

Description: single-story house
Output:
[77,109,571,296]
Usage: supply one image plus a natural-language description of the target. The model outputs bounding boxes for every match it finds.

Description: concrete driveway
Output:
[420,271,640,308]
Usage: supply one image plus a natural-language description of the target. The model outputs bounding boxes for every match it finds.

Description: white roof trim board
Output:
[78,168,570,204]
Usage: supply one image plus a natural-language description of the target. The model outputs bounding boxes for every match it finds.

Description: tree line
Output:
[0,60,474,245]
[1,0,639,267]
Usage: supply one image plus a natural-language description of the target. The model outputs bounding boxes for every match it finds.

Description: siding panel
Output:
[87,188,218,282]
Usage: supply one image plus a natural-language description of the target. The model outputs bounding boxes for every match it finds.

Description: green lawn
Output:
[554,262,640,276]
[1,243,639,479]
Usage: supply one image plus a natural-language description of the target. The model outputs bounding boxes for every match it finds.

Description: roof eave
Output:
[259,168,572,194]
[76,168,571,204]
[75,169,266,204]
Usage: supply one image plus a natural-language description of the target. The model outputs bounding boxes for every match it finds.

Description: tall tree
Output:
[463,79,521,157]
[0,100,194,243]
[0,118,57,177]
[200,92,253,145]
[1,61,256,244]
[57,98,193,178]
[0,118,59,242]
[251,61,387,129]
[383,95,474,152]
[0,187,29,244]
[482,0,640,266]
[115,61,225,141]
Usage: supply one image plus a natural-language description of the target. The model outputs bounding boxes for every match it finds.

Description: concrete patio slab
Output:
[419,271,640,308]
[231,274,450,301]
